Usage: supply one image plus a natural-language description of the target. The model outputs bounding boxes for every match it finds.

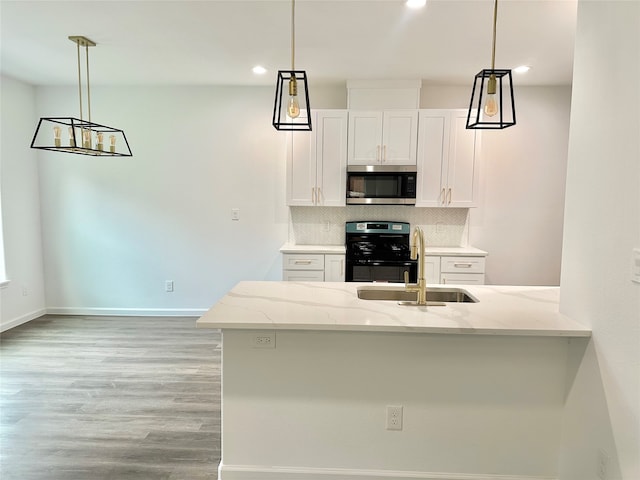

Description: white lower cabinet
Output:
[424,255,486,285]
[324,254,346,282]
[282,253,345,282]
[424,257,441,284]
[439,256,486,284]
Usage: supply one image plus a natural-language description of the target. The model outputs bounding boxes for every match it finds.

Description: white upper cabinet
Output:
[348,110,418,165]
[287,110,348,206]
[416,109,480,207]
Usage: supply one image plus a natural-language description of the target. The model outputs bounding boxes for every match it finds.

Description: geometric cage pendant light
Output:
[30,36,132,156]
[272,0,312,131]
[466,0,516,129]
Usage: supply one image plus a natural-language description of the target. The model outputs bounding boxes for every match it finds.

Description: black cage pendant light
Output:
[272,0,312,131]
[31,36,132,156]
[466,0,516,130]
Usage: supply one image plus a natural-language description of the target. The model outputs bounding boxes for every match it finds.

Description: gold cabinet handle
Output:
[447,188,452,205]
[317,187,322,205]
[453,263,473,268]
[383,145,387,163]
[311,187,316,204]
[376,145,381,163]
[441,188,446,205]
[294,260,312,265]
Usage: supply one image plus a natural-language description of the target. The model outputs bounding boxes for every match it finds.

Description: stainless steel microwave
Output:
[346,165,417,205]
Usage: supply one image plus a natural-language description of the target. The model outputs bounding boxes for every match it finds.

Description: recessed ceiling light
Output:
[252,65,267,75]
[406,0,427,9]
[514,65,531,74]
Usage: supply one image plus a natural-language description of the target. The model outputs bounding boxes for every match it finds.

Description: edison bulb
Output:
[96,132,104,151]
[109,134,116,153]
[483,94,499,117]
[53,126,62,147]
[68,127,76,147]
[287,95,300,118]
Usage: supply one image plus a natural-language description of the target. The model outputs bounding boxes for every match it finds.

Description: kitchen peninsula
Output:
[197,282,590,480]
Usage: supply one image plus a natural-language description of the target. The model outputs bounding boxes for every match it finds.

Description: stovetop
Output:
[346,221,412,262]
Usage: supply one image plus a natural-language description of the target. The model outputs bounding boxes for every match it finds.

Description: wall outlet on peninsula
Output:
[386,405,403,431]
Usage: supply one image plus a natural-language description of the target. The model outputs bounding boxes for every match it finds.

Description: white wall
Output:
[222,329,570,479]
[558,1,640,479]
[0,75,47,330]
[422,85,572,286]
[34,85,344,314]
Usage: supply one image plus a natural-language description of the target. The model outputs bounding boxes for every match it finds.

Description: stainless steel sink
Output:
[356,286,478,304]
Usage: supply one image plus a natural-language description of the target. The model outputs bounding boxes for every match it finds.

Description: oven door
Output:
[346,260,417,283]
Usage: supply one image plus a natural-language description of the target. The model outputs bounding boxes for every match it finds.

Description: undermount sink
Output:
[357,286,478,304]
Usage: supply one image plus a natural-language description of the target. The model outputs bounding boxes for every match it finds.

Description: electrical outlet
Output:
[251,332,276,349]
[165,280,174,293]
[597,449,609,480]
[386,405,403,431]
[22,285,29,296]
[231,208,240,221]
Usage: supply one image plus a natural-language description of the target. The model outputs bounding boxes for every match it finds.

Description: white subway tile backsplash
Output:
[289,207,469,246]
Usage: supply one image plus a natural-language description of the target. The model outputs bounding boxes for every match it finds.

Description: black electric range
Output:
[345,221,417,283]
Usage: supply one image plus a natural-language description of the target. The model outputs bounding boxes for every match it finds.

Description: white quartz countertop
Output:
[279,243,487,256]
[197,281,591,337]
[280,243,346,254]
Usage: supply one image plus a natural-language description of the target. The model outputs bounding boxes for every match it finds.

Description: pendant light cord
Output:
[291,0,295,70]
[77,42,83,124]
[490,0,498,70]
[76,39,92,124]
[86,43,91,123]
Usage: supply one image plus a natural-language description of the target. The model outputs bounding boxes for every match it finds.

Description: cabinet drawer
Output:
[283,270,325,282]
[283,254,325,270]
[441,273,485,285]
[440,256,485,274]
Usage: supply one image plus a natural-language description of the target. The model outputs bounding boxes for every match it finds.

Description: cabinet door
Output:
[444,110,479,207]
[382,110,418,165]
[416,110,449,207]
[324,254,346,282]
[424,256,441,284]
[286,127,316,206]
[347,111,384,165]
[316,111,347,206]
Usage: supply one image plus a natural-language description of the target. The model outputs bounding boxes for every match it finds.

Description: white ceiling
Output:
[0,0,577,88]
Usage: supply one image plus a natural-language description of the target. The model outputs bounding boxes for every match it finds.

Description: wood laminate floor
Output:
[0,315,221,480]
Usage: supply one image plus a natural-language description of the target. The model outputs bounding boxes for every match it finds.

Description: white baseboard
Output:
[45,307,207,317]
[0,308,46,333]
[218,465,556,480]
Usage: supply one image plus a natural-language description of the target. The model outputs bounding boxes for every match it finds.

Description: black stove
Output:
[345,221,418,283]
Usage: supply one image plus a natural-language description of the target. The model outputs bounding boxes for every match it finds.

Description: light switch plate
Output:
[632,248,640,284]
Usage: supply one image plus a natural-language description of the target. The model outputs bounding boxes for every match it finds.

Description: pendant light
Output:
[466,0,516,129]
[272,0,312,131]
[31,36,132,156]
